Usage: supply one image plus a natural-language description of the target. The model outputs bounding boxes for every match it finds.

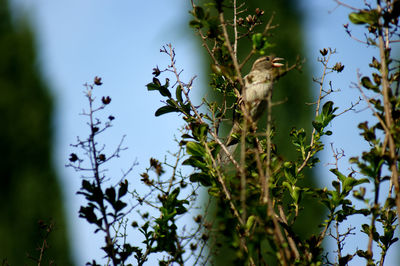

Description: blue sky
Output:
[10,0,399,264]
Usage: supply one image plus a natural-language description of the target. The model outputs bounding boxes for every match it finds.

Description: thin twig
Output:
[297,51,332,173]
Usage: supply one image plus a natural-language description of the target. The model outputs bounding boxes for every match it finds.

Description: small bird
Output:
[243,56,284,121]
[222,56,284,161]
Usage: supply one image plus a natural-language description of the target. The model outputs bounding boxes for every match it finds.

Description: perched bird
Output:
[222,56,284,161]
[243,56,284,121]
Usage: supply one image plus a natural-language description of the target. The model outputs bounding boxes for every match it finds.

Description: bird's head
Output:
[251,56,284,71]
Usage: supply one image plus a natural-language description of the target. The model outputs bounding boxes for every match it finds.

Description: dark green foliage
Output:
[0,0,72,264]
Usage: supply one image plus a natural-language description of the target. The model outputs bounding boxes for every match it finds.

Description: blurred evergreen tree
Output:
[0,0,73,264]
[192,0,323,264]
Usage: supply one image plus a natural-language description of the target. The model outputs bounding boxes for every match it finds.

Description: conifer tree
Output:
[0,0,72,264]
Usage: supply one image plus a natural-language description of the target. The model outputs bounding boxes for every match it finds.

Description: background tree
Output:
[0,0,72,264]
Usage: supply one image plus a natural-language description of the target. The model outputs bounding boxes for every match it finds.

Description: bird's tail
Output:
[220,143,238,165]
[219,122,240,164]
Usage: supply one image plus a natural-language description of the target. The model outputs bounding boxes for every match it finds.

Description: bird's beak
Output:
[272,57,284,67]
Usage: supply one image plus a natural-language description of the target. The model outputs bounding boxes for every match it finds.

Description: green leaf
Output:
[189,172,212,186]
[349,10,380,25]
[361,76,380,92]
[176,85,183,103]
[105,187,116,204]
[251,33,273,55]
[146,82,160,91]
[207,17,220,38]
[158,86,171,98]
[208,186,221,197]
[186,141,206,157]
[79,204,102,227]
[246,215,256,231]
[356,250,371,259]
[148,78,171,97]
[81,179,94,192]
[189,19,203,29]
[155,105,179,116]
[332,180,341,193]
[361,223,370,235]
[193,6,205,19]
[283,181,301,202]
[330,168,347,182]
[283,165,296,184]
[153,77,161,86]
[343,177,369,194]
[118,180,128,198]
[191,122,209,141]
[181,133,193,139]
[113,200,127,213]
[182,156,207,170]
[312,121,323,132]
[339,254,353,265]
[317,101,338,129]
[252,33,263,48]
[208,141,221,158]
[322,101,336,117]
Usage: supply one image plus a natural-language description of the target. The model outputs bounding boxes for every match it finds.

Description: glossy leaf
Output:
[176,85,183,103]
[155,105,179,116]
[190,172,212,186]
[349,9,380,25]
[186,141,206,157]
[361,76,380,92]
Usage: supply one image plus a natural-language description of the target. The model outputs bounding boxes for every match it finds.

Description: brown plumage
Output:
[222,56,283,162]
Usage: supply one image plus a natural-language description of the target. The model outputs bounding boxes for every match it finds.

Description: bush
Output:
[67,1,400,265]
